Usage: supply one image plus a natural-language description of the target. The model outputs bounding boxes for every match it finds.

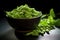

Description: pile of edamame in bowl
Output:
[6,4,42,19]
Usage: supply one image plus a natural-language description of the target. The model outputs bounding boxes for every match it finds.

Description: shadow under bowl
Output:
[15,30,38,40]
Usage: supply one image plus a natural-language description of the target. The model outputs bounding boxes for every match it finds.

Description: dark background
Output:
[0,0,60,40]
[0,0,60,19]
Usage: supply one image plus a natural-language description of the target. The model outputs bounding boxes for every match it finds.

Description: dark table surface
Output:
[0,18,60,40]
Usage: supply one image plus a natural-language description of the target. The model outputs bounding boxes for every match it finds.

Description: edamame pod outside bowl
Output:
[6,15,41,31]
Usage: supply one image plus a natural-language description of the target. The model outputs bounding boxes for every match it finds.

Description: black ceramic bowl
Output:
[6,16,40,31]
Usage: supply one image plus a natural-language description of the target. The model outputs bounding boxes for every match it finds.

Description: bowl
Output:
[6,16,40,31]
